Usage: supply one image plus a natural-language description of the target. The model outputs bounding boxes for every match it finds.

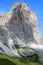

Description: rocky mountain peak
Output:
[0,2,43,62]
[5,2,40,44]
[11,2,37,24]
[12,2,30,11]
[0,2,41,47]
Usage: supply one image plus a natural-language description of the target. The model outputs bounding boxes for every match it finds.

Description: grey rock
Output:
[0,2,43,62]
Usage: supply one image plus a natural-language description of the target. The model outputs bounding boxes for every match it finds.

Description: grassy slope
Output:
[0,54,43,65]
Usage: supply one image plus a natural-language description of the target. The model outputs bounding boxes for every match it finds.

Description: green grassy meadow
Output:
[0,54,43,65]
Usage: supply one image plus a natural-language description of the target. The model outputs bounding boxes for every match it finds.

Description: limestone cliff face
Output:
[0,2,43,62]
[9,3,41,44]
[0,2,41,44]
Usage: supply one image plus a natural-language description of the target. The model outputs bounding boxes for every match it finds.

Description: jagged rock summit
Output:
[0,2,43,62]
[0,2,41,44]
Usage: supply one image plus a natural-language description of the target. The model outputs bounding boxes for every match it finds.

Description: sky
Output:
[0,0,43,37]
